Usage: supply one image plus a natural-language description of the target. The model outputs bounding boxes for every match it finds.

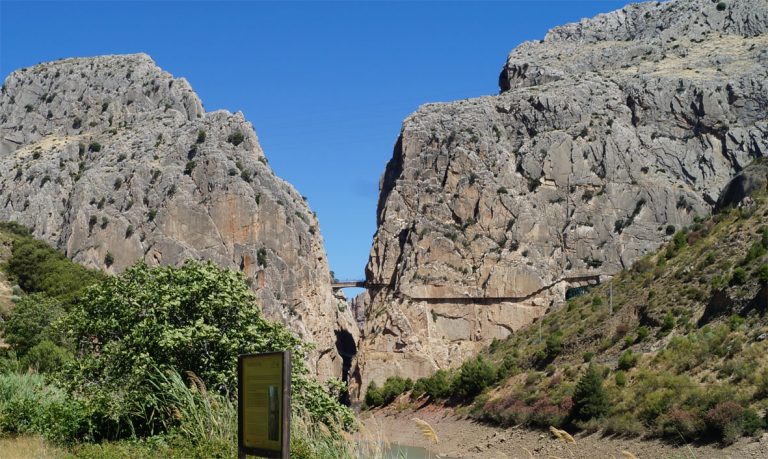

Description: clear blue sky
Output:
[1,0,629,284]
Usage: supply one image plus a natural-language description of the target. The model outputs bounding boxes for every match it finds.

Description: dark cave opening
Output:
[335,329,357,406]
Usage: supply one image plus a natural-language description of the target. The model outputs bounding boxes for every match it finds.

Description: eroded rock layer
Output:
[0,54,357,380]
[358,0,768,393]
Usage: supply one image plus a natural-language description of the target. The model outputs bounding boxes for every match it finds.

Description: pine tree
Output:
[570,364,609,421]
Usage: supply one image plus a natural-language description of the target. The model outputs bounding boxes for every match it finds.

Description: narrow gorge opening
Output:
[335,329,357,406]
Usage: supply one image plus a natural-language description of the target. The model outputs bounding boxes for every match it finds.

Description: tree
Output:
[570,364,609,422]
[451,356,496,399]
[61,260,352,438]
[365,381,384,408]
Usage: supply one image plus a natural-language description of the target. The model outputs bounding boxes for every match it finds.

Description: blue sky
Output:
[1,0,629,285]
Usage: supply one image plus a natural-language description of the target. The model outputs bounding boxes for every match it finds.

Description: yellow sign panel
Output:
[238,351,290,458]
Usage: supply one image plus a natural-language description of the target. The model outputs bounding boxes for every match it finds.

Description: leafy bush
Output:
[570,364,608,422]
[362,376,413,408]
[364,381,384,408]
[88,141,102,152]
[196,130,206,144]
[451,356,496,399]
[0,372,90,442]
[412,370,452,400]
[614,370,627,387]
[2,294,65,356]
[60,260,352,439]
[704,401,762,445]
[19,340,72,373]
[184,160,196,175]
[618,350,638,371]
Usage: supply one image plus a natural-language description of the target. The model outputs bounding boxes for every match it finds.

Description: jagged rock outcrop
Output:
[0,53,357,380]
[357,0,768,393]
[716,157,768,209]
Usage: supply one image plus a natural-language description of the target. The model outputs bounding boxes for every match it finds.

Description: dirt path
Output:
[360,404,768,459]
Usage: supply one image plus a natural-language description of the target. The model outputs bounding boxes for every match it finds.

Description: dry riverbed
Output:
[360,404,768,459]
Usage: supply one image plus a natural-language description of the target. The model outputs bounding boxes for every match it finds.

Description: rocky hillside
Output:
[471,160,768,444]
[0,54,356,380]
[362,159,768,447]
[358,0,768,394]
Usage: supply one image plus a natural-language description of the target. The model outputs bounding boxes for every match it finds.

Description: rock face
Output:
[357,0,768,394]
[0,54,357,380]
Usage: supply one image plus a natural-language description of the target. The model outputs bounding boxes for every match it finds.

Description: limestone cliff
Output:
[0,54,357,380]
[358,0,768,393]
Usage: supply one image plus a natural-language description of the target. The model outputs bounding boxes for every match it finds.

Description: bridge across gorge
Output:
[331,279,369,289]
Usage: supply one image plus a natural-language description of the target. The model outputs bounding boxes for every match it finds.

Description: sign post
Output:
[238,351,291,459]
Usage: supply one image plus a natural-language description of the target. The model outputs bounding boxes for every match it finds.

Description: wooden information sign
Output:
[238,351,291,459]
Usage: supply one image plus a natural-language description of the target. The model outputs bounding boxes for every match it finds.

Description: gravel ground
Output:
[359,404,768,459]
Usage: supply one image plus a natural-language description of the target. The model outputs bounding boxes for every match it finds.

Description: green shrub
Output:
[19,340,72,373]
[364,376,413,408]
[88,141,102,152]
[570,364,608,422]
[0,372,90,442]
[743,241,767,265]
[636,326,650,342]
[2,294,65,356]
[497,354,518,379]
[545,331,563,360]
[226,131,244,146]
[614,370,627,387]
[113,177,123,190]
[0,222,31,238]
[730,268,747,285]
[618,350,638,371]
[716,1,727,11]
[104,252,115,267]
[5,236,102,301]
[583,351,594,363]
[412,370,452,400]
[184,160,196,175]
[452,356,496,399]
[661,312,675,332]
[257,248,268,267]
[364,381,384,408]
[196,130,206,144]
[497,187,508,195]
